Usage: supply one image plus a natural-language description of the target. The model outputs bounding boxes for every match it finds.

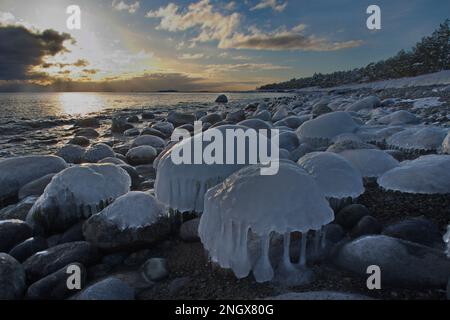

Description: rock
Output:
[83,192,171,251]
[9,237,48,263]
[141,258,168,282]
[346,96,381,112]
[141,127,166,139]
[102,252,128,268]
[0,156,67,206]
[111,117,133,133]
[215,95,228,103]
[75,118,100,128]
[131,135,166,149]
[350,216,382,238]
[312,103,332,118]
[27,164,131,235]
[142,111,155,120]
[124,128,140,137]
[168,277,190,294]
[47,234,62,248]
[323,224,345,244]
[57,145,85,164]
[334,235,450,289]
[26,263,86,300]
[225,110,245,123]
[23,241,99,284]
[274,115,310,129]
[0,196,37,221]
[195,110,207,119]
[126,146,157,166]
[76,277,135,300]
[18,174,55,200]
[290,144,314,162]
[253,110,272,121]
[127,115,140,123]
[0,220,33,252]
[200,113,223,125]
[336,204,371,230]
[88,264,112,281]
[118,164,141,190]
[179,218,200,242]
[83,143,115,163]
[98,157,126,165]
[272,106,289,122]
[269,291,373,300]
[123,249,152,267]
[0,253,26,300]
[68,136,90,147]
[59,222,85,244]
[74,128,99,139]
[276,131,300,152]
[167,111,196,127]
[151,122,174,136]
[447,278,450,300]
[382,217,443,249]
[135,164,156,179]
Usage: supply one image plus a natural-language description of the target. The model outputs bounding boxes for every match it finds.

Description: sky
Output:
[0,0,449,92]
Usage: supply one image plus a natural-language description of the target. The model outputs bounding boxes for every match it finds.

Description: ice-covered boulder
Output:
[377,110,420,125]
[27,164,131,234]
[356,126,405,145]
[272,106,289,122]
[155,125,271,213]
[339,149,399,178]
[83,192,171,251]
[386,126,447,152]
[378,155,450,194]
[199,161,334,283]
[296,112,360,148]
[0,156,68,206]
[346,96,381,112]
[298,152,364,200]
[83,143,115,163]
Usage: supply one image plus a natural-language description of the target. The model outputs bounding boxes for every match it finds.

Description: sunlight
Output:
[57,92,105,115]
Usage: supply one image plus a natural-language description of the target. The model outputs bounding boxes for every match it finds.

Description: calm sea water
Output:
[0,92,291,120]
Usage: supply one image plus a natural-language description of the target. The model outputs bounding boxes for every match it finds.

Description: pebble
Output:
[141,258,169,282]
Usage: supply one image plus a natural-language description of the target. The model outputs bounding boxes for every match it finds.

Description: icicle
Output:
[282,232,291,268]
[299,231,308,267]
[252,234,273,283]
[313,229,321,254]
[321,226,327,249]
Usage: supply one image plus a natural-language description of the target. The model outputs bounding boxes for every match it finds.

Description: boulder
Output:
[0,220,33,252]
[0,253,26,300]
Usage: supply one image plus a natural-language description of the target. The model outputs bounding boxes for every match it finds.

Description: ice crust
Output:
[387,126,448,152]
[339,149,399,178]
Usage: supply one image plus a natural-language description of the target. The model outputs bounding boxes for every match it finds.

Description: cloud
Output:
[0,11,15,24]
[42,59,89,69]
[0,25,74,80]
[205,63,289,73]
[146,0,240,47]
[250,0,288,12]
[147,0,362,52]
[179,53,205,60]
[112,1,140,14]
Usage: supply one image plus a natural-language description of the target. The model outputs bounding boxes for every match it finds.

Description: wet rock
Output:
[131,135,165,149]
[118,164,141,190]
[225,110,245,123]
[98,157,126,165]
[124,128,140,137]
[167,111,196,127]
[76,277,135,300]
[59,222,85,244]
[253,110,271,121]
[0,196,37,221]
[336,204,371,230]
[0,220,33,252]
[350,216,382,238]
[0,253,26,300]
[102,252,128,268]
[68,136,90,147]
[111,117,133,133]
[200,113,223,125]
[334,235,450,289]
[126,146,157,166]
[83,143,115,163]
[141,258,168,282]
[18,174,55,200]
[23,241,99,284]
[47,234,62,248]
[215,95,228,103]
[123,249,152,267]
[151,122,174,136]
[179,218,200,242]
[57,145,85,164]
[9,237,48,263]
[74,128,99,139]
[75,118,100,128]
[382,217,443,249]
[127,115,140,123]
[26,263,86,300]
[142,111,155,120]
[141,127,166,139]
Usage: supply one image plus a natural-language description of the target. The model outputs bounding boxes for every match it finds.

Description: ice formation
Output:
[199,161,334,283]
[386,126,448,152]
[27,164,131,233]
[298,152,364,200]
[442,132,450,154]
[444,225,450,258]
[155,125,273,213]
[356,125,405,145]
[0,155,68,205]
[378,155,450,194]
[338,149,399,178]
[296,111,360,148]
[345,96,381,112]
[376,110,420,125]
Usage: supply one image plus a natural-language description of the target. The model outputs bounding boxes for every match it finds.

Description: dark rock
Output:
[75,118,100,128]
[57,145,85,164]
[47,234,62,248]
[141,127,166,139]
[123,249,152,267]
[323,224,345,244]
[87,264,112,281]
[167,111,196,127]
[336,204,371,230]
[74,128,99,139]
[151,122,174,136]
[26,263,86,300]
[68,136,90,147]
[312,103,333,118]
[200,113,223,125]
[118,164,141,190]
[83,143,115,163]
[18,174,55,200]
[215,95,228,103]
[23,241,99,284]
[59,222,85,244]
[141,258,169,282]
[334,235,450,289]
[76,277,135,300]
[9,237,48,263]
[168,277,190,294]
[102,252,128,268]
[350,216,382,238]
[127,115,140,123]
[277,131,300,152]
[0,253,26,300]
[0,197,37,221]
[194,110,207,120]
[126,146,157,166]
[382,217,444,249]
[0,220,33,252]
[142,111,155,120]
[226,110,245,123]
[124,128,140,137]
[179,218,200,242]
[111,117,133,133]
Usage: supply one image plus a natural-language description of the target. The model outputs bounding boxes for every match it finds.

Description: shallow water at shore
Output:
[0,92,291,120]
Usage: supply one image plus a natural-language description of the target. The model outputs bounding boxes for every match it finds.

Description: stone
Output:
[336,204,371,230]
[83,143,115,163]
[76,277,135,300]
[179,218,200,242]
[26,263,86,300]
[18,174,55,200]
[0,253,26,300]
[23,241,99,284]
[225,110,245,123]
[350,216,382,238]
[57,145,85,164]
[126,146,158,166]
[312,103,333,118]
[74,128,99,139]
[124,128,140,136]
[215,95,228,103]
[59,222,85,244]
[111,117,133,133]
[9,237,48,263]
[142,111,155,120]
[0,197,37,221]
[0,220,32,252]
[334,235,450,289]
[167,111,196,127]
[75,118,100,128]
[141,258,169,282]
[200,113,223,125]
[141,127,166,139]
[127,115,140,123]
[131,135,166,149]
[68,136,90,147]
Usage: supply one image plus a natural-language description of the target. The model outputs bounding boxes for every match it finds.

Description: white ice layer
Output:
[378,155,450,194]
[339,149,399,178]
[386,126,448,151]
[298,152,364,199]
[199,160,334,282]
[442,132,450,154]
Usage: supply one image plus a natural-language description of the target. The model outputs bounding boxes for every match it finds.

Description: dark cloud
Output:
[42,59,89,69]
[82,68,99,75]
[0,25,73,80]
